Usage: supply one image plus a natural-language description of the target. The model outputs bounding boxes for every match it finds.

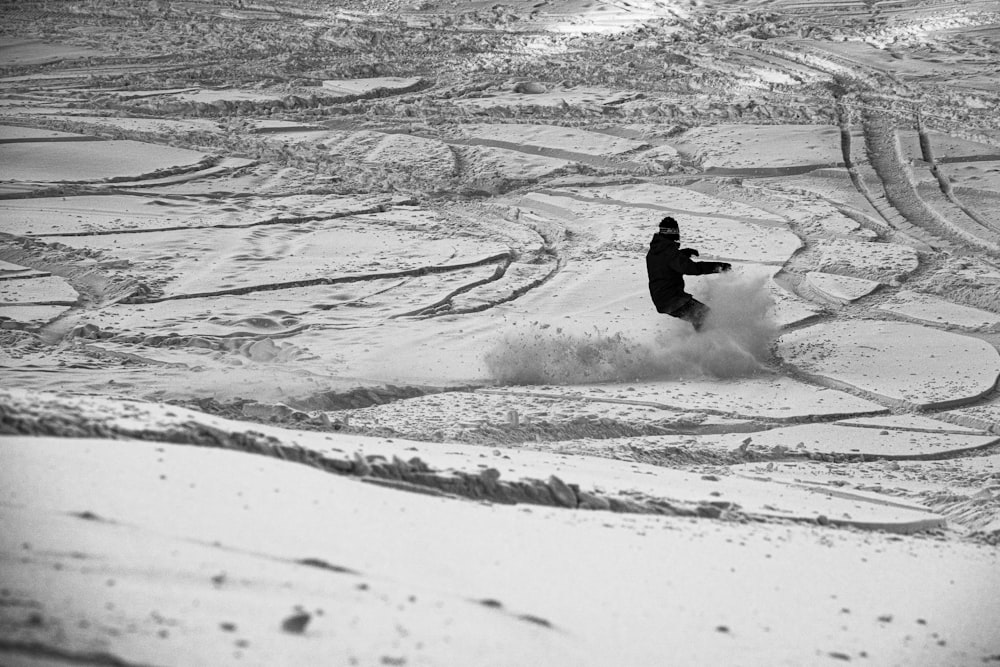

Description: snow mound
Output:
[486,272,776,384]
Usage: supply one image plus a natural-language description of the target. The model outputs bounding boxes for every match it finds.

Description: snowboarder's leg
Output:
[670,297,710,332]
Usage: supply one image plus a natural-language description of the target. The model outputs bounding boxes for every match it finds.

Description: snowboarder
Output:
[646,216,731,331]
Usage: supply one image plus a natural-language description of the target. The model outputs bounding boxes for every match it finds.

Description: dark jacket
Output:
[646,234,728,314]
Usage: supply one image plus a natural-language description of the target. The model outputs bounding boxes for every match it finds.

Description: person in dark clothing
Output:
[646,216,731,331]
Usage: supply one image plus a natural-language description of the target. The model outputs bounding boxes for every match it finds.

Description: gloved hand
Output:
[714,262,732,273]
[680,247,699,258]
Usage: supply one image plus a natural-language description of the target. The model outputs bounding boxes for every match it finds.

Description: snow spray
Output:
[484,272,778,385]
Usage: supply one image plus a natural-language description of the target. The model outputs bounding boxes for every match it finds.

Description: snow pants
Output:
[668,296,710,332]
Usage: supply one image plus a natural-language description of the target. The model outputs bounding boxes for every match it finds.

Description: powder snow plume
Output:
[485,272,777,385]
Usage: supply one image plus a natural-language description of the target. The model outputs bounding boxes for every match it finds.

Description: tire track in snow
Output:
[916,116,1000,237]
[837,101,947,251]
[861,106,1000,256]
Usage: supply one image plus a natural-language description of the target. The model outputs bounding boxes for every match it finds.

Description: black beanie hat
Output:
[659,216,680,236]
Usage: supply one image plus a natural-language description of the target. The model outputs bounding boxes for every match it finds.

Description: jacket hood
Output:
[649,233,679,251]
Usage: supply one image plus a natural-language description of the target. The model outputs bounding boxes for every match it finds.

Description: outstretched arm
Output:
[670,253,731,275]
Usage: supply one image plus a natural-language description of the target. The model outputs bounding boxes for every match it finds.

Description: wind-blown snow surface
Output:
[4,431,997,666]
[3,0,1000,664]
